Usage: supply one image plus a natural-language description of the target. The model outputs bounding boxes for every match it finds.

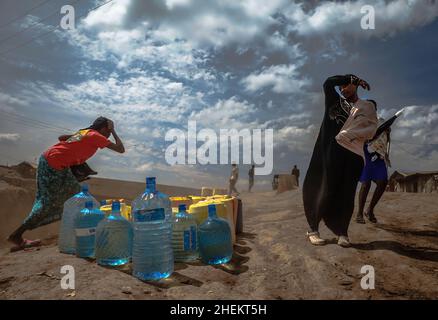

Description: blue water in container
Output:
[75,201,105,258]
[132,177,172,221]
[59,184,100,254]
[199,204,233,265]
[95,201,133,266]
[172,204,198,262]
[132,177,174,281]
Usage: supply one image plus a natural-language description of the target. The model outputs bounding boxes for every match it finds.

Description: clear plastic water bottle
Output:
[95,201,133,266]
[132,177,173,281]
[132,177,172,221]
[199,204,233,265]
[75,201,105,258]
[172,204,198,262]
[59,184,99,254]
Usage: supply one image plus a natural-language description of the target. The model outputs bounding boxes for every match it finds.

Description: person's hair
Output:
[85,116,110,131]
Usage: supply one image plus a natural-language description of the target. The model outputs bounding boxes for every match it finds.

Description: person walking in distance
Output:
[302,74,377,248]
[291,165,300,187]
[228,163,240,196]
[248,165,255,192]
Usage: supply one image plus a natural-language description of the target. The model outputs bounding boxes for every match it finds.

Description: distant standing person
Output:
[303,74,377,247]
[291,165,300,187]
[228,163,240,196]
[248,165,255,192]
[356,116,391,224]
[7,117,125,252]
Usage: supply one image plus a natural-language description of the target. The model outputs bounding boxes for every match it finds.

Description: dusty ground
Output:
[0,164,437,300]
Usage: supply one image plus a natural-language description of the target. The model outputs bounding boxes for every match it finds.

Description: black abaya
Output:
[303,75,364,237]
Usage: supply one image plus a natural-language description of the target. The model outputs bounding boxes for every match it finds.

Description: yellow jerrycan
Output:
[189,199,236,244]
[100,199,132,221]
[170,196,192,215]
[188,195,206,204]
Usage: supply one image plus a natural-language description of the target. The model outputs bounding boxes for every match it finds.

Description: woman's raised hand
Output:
[107,119,114,131]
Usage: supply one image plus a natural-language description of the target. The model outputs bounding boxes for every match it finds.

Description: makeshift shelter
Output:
[273,174,298,194]
[389,171,438,193]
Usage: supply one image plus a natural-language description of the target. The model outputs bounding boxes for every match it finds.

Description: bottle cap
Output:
[178,204,187,212]
[112,201,121,212]
[208,204,216,216]
[146,177,156,185]
[81,184,89,192]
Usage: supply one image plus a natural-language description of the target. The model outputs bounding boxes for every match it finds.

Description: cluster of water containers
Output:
[58,177,233,281]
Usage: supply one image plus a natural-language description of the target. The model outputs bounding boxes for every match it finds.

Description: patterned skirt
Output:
[22,155,81,230]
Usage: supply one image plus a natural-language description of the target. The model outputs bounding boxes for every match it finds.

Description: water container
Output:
[75,201,105,258]
[59,184,100,254]
[199,204,233,265]
[189,200,235,243]
[100,199,132,221]
[172,204,198,262]
[132,177,173,281]
[132,177,172,221]
[95,201,133,266]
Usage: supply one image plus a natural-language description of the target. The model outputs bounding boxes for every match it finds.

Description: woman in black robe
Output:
[303,74,371,247]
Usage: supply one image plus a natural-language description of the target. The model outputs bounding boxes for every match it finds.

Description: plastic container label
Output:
[75,228,96,237]
[183,230,190,251]
[190,226,197,250]
[134,208,165,222]
[182,226,197,251]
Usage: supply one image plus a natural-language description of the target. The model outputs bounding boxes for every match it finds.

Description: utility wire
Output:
[0,0,81,45]
[392,141,437,163]
[0,109,72,132]
[0,0,54,29]
[391,139,438,147]
[0,0,115,57]
[0,108,142,148]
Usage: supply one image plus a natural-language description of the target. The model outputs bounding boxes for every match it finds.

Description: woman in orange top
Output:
[8,117,125,252]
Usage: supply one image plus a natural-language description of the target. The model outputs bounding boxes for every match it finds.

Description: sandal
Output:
[337,236,351,248]
[364,211,378,223]
[355,215,366,224]
[10,239,42,253]
[306,231,326,246]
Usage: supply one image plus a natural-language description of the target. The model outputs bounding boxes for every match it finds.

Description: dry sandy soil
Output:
[0,164,437,300]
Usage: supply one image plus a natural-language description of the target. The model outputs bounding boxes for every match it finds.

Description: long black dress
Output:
[303,75,364,237]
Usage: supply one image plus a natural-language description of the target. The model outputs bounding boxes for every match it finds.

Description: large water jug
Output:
[172,204,198,262]
[199,204,233,265]
[132,177,173,281]
[59,184,99,254]
[75,201,105,258]
[132,177,172,221]
[95,201,133,266]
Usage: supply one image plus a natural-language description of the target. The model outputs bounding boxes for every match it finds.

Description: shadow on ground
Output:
[352,240,438,262]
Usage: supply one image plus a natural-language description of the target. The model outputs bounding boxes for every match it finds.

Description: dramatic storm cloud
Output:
[0,0,437,187]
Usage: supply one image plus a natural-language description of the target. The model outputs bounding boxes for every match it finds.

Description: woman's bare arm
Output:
[105,121,125,153]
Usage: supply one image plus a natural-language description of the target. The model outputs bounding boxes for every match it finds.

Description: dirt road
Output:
[1,189,437,300]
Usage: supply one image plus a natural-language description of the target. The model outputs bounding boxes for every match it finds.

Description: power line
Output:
[0,108,141,148]
[392,141,437,163]
[391,139,438,147]
[0,0,81,45]
[0,0,54,29]
[0,109,72,131]
[0,0,115,57]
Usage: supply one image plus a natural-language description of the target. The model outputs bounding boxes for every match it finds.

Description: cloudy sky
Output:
[0,0,437,189]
